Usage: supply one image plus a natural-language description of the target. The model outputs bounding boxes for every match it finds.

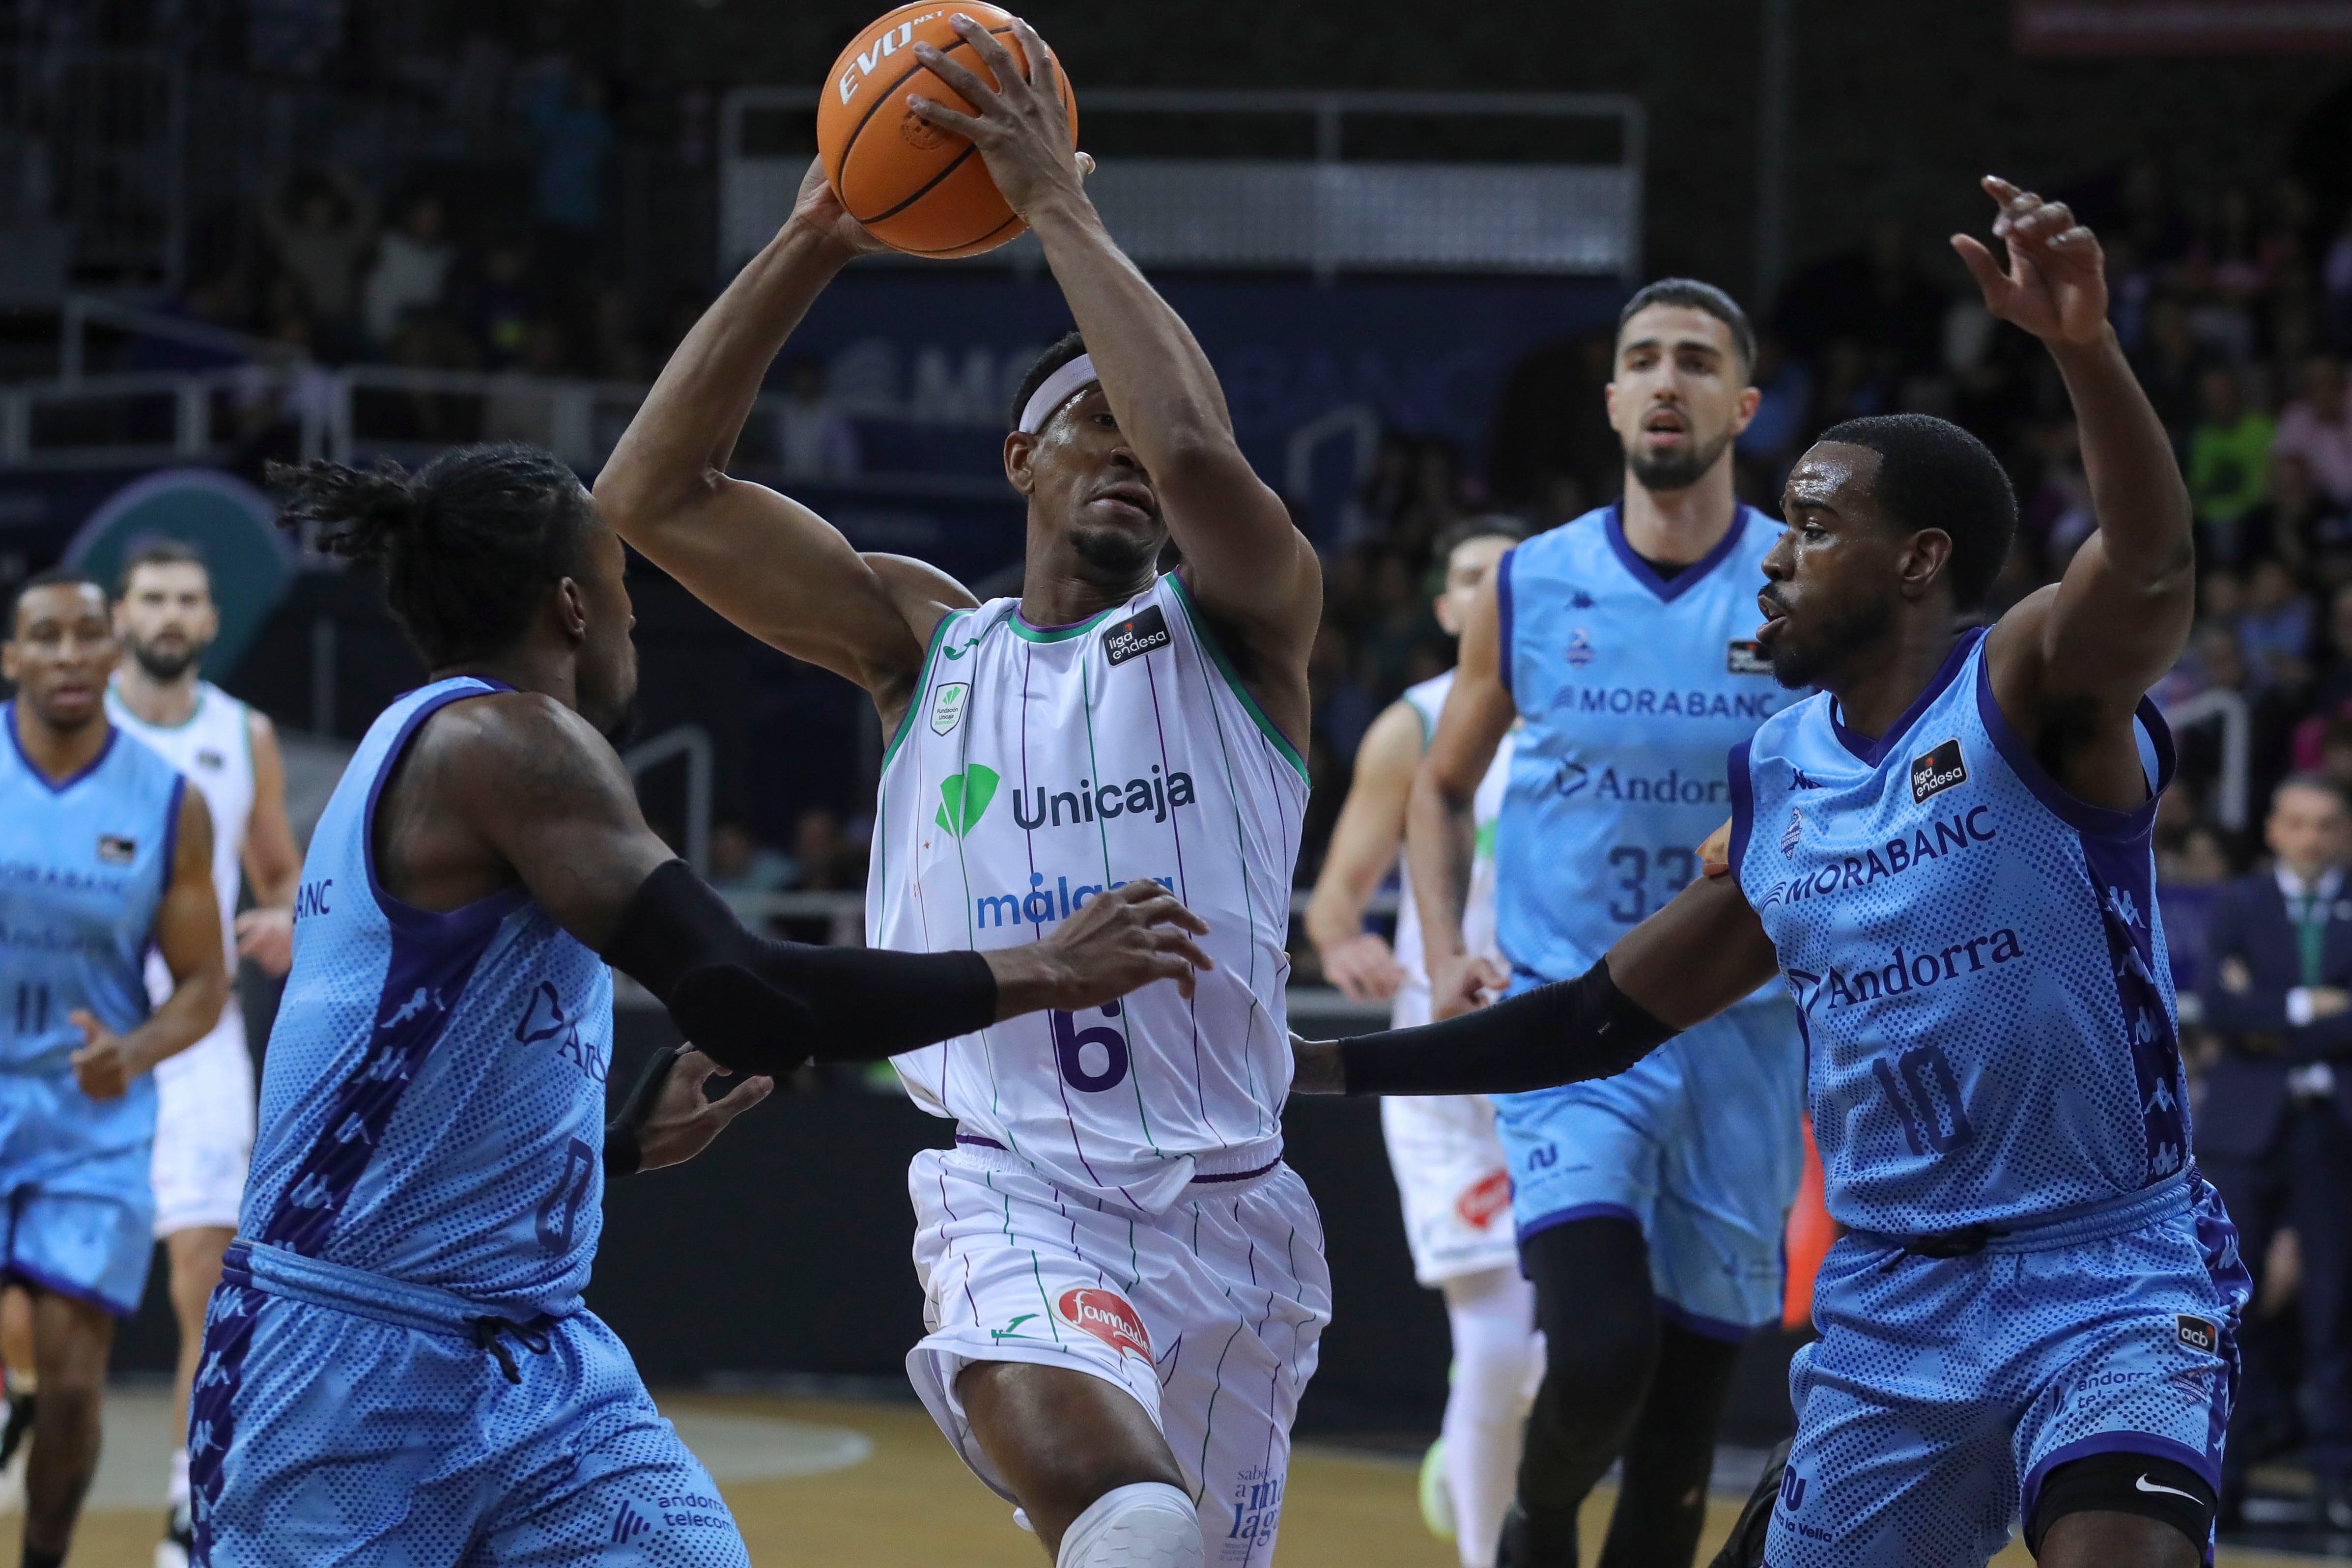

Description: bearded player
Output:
[598,17,1323,1568]
[1410,280,1805,1567]
[1304,181,2246,1568]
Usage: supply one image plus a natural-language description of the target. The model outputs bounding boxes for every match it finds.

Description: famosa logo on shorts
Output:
[935,761,1198,838]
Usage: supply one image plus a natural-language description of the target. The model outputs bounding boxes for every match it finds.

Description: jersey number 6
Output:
[1051,1003,1130,1093]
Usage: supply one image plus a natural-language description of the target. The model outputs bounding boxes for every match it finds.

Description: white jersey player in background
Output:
[103,540,298,1568]
[598,18,1324,1568]
[1306,518,1541,1568]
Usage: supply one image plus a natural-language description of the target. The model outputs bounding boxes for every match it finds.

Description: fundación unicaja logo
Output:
[936,764,1000,838]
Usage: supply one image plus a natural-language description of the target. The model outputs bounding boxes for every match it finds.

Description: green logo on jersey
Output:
[935,764,1000,838]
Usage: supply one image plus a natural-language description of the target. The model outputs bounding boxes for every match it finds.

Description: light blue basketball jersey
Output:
[1729,628,2183,1236]
[1495,502,1795,980]
[241,678,613,1318]
[0,707,183,1153]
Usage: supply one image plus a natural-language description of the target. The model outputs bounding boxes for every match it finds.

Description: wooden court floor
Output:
[9,1390,2322,1566]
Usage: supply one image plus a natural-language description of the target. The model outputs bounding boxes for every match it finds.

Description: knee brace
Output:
[1055,1481,1204,1568]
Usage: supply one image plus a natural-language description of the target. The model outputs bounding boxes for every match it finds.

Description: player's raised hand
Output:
[67,1009,133,1101]
[1951,175,2109,348]
[789,155,891,258]
[632,1048,775,1174]
[907,15,1090,220]
[990,879,1214,1015]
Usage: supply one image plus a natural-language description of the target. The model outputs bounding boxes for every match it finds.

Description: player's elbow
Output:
[593,463,724,544]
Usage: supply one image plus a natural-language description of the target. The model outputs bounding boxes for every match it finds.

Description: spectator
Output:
[2243,453,2352,579]
[2276,352,2352,507]
[707,822,793,896]
[774,358,860,480]
[469,238,537,367]
[2187,365,2276,560]
[522,59,614,236]
[362,193,456,348]
[259,166,374,336]
[2238,557,2316,695]
[2196,775,2352,1528]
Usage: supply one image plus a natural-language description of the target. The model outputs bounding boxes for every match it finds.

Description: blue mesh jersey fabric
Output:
[191,679,735,1565]
[1485,504,1807,1335]
[0,707,187,1310]
[1730,628,2190,1235]
[190,1265,747,1567]
[239,677,613,1317]
[1764,1176,2248,1567]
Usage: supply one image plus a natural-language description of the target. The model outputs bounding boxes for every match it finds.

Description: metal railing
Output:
[2158,688,2250,831]
[722,87,1644,279]
[622,725,714,879]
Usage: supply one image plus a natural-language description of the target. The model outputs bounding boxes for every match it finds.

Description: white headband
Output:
[1017,354,1099,436]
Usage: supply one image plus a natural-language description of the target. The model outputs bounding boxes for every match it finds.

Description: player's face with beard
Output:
[567,506,641,744]
[1757,443,1909,691]
[1606,305,1757,495]
[117,561,219,682]
[1009,386,1167,584]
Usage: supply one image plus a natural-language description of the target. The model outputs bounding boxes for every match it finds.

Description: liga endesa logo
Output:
[1058,1288,1152,1359]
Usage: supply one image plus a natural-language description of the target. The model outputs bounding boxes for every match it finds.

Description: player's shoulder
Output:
[105,720,188,789]
[1508,506,1613,569]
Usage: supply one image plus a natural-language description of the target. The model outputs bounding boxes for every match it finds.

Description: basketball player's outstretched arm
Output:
[595,167,975,727]
[1292,869,1779,1095]
[398,693,1211,1081]
[909,18,1322,735]
[1405,567,1520,1019]
[69,788,227,1100]
[1304,700,1423,1004]
[1958,178,2196,812]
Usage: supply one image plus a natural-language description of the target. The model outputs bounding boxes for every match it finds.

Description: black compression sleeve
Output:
[600,860,997,1076]
[1337,958,1676,1096]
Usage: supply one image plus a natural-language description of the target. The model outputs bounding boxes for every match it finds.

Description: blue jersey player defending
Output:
[0,570,225,1568]
[1407,279,1805,1566]
[191,444,1209,1567]
[1307,179,2239,1568]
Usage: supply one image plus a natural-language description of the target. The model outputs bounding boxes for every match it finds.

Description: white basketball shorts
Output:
[1381,1093,1519,1287]
[906,1143,1332,1566]
[150,1004,256,1236]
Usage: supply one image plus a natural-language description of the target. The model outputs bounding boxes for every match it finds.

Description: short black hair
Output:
[117,536,208,596]
[266,445,593,668]
[8,567,106,634]
[2274,771,2350,813]
[1009,330,1088,430]
[1816,413,2017,612]
[1432,514,1531,564]
[1616,279,1757,378]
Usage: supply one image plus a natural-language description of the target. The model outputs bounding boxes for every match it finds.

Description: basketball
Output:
[817,3,1079,259]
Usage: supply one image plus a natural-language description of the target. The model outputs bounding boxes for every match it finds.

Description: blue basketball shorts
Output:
[0,1071,156,1316]
[191,1242,748,1567]
[1492,985,1806,1338]
[1764,1172,2248,1568]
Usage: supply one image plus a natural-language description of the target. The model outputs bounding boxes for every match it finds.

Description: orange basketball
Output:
[817,4,1079,259]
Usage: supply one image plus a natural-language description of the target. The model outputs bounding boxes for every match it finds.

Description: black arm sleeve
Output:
[1338,958,1677,1096]
[600,860,997,1076]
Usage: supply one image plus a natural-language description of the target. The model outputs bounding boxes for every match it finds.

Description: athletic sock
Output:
[1054,1481,1203,1568]
[1440,1267,1544,1568]
[167,1443,191,1509]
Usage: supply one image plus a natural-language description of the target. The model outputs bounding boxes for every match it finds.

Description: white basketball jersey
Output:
[109,678,254,988]
[871,574,1308,1213]
[1390,670,1512,1027]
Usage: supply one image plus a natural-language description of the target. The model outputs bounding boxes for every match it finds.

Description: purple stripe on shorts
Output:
[955,1133,1008,1150]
